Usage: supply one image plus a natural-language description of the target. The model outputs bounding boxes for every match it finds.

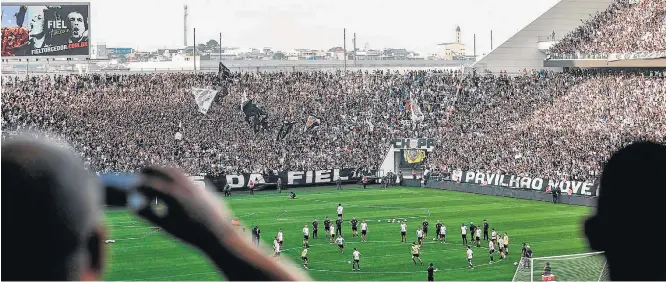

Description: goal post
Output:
[512,251,609,282]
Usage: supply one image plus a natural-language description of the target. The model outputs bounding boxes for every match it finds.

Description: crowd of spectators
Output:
[549,0,666,56]
[1,27,29,56]
[2,69,665,182]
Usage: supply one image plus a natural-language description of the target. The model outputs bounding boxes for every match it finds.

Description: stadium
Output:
[1,0,665,281]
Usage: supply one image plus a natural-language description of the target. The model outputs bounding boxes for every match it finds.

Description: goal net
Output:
[512,251,609,282]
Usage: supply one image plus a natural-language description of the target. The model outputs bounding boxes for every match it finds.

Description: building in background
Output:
[436,26,467,60]
[108,48,134,56]
[91,43,108,60]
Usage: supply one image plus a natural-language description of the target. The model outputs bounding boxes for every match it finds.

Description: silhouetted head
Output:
[2,134,105,280]
[585,141,666,281]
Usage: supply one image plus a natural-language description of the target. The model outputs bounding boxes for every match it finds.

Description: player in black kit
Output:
[422,219,429,240]
[324,216,331,235]
[336,216,343,236]
[427,263,436,281]
[350,217,359,237]
[483,220,489,241]
[435,220,443,241]
[312,218,319,239]
[251,225,261,245]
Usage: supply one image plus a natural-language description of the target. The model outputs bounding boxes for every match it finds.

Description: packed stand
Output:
[2,69,665,182]
[428,69,666,181]
[549,0,666,56]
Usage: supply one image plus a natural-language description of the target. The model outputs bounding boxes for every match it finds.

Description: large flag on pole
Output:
[219,62,231,79]
[191,87,219,115]
[241,93,269,133]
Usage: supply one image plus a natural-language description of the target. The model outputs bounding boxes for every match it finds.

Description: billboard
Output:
[1,3,90,57]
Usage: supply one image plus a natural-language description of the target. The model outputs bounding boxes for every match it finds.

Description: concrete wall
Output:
[472,0,614,73]
[1,59,472,75]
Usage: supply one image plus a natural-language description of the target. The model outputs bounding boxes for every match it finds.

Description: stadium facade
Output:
[1,59,472,75]
[472,0,614,73]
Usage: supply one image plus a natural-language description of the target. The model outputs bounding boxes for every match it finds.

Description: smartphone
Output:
[99,173,148,209]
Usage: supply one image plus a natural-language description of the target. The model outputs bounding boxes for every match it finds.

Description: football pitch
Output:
[103,186,593,281]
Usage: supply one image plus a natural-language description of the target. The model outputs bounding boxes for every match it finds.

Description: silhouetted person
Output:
[2,134,309,281]
[584,141,666,281]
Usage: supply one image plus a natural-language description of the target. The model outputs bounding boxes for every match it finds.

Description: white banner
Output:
[607,50,666,62]
[409,92,425,124]
[191,88,219,115]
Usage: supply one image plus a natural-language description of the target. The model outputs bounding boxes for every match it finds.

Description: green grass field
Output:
[103,186,593,281]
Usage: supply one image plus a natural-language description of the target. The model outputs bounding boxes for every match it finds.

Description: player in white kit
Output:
[360,220,368,242]
[439,224,447,243]
[466,245,474,268]
[489,240,496,264]
[352,248,361,271]
[475,227,482,247]
[302,225,309,247]
[329,225,336,244]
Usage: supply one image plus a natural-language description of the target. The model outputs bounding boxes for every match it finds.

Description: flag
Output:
[191,87,219,115]
[304,115,321,132]
[212,62,232,96]
[276,121,295,141]
[409,92,425,124]
[365,116,374,132]
[218,62,231,79]
[242,98,268,133]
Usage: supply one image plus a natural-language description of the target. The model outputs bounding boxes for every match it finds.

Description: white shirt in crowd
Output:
[361,222,368,231]
[492,230,497,240]
[353,250,361,260]
[476,228,481,238]
[337,206,343,214]
[489,240,495,251]
[440,225,446,235]
[417,230,423,238]
[467,249,473,259]
[498,238,504,247]
[336,237,344,245]
[303,227,309,235]
[401,223,407,232]
[273,240,280,252]
[277,231,283,241]
[330,225,335,235]
[461,226,467,235]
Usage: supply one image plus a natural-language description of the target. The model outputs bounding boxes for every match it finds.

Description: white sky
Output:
[11,0,560,54]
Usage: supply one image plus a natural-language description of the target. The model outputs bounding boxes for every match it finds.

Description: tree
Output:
[197,43,207,50]
[272,52,286,60]
[206,39,219,49]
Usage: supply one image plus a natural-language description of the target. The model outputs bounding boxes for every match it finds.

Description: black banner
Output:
[276,121,295,141]
[450,170,598,196]
[1,4,90,57]
[205,168,372,191]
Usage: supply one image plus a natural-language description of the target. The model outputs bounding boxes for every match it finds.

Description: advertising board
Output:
[1,2,90,57]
